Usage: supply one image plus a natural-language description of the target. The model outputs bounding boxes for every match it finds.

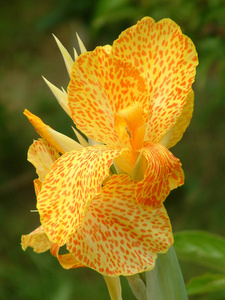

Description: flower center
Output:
[114,102,146,151]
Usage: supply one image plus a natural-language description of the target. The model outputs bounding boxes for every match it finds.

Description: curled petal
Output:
[57,253,85,269]
[21,226,52,253]
[136,143,184,207]
[167,89,194,149]
[37,145,121,246]
[50,243,85,269]
[28,139,59,182]
[68,46,149,147]
[112,17,198,143]
[66,175,173,276]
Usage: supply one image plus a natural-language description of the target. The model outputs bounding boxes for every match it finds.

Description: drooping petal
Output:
[50,243,85,269]
[68,46,149,147]
[28,139,60,182]
[37,145,121,246]
[112,17,198,143]
[136,143,184,207]
[57,253,85,269]
[42,76,71,116]
[24,109,80,154]
[167,89,194,149]
[66,175,173,276]
[21,226,52,253]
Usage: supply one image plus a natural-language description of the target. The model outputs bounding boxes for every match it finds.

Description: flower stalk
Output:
[146,246,188,300]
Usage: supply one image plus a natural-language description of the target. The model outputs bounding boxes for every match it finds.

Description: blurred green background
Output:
[0,0,224,299]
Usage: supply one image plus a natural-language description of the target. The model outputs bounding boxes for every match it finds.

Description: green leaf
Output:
[174,231,225,273]
[186,273,225,295]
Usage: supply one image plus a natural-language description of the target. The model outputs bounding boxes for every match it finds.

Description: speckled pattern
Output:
[167,89,194,149]
[22,226,52,253]
[22,17,198,276]
[37,146,121,246]
[68,47,149,148]
[111,17,198,144]
[66,175,173,275]
[28,139,60,182]
[136,143,184,207]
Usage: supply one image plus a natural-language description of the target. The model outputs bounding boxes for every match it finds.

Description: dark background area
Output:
[0,0,224,299]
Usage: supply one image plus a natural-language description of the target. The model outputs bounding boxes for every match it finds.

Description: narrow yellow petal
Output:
[104,276,122,300]
[72,127,89,147]
[53,34,74,75]
[42,76,71,116]
[46,127,83,152]
[88,137,103,146]
[73,47,79,61]
[76,33,87,54]
[24,109,65,154]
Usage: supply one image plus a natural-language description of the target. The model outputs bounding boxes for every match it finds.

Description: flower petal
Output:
[28,139,60,182]
[42,76,71,117]
[57,253,85,269]
[167,89,194,149]
[21,226,52,253]
[112,17,198,143]
[68,46,149,147]
[136,143,184,207]
[24,109,80,154]
[72,127,89,147]
[66,175,173,276]
[76,33,87,54]
[53,34,74,76]
[37,145,121,246]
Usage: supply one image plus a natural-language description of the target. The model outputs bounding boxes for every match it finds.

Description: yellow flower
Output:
[22,17,198,276]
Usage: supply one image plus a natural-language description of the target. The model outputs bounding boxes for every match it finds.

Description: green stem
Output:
[126,274,147,300]
[146,246,188,300]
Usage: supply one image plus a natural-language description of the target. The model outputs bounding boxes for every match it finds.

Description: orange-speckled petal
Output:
[21,226,52,253]
[50,243,86,269]
[37,145,121,246]
[167,89,194,149]
[66,175,173,276]
[57,253,85,269]
[34,179,42,196]
[136,143,184,206]
[68,46,149,147]
[28,139,60,182]
[112,17,198,143]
